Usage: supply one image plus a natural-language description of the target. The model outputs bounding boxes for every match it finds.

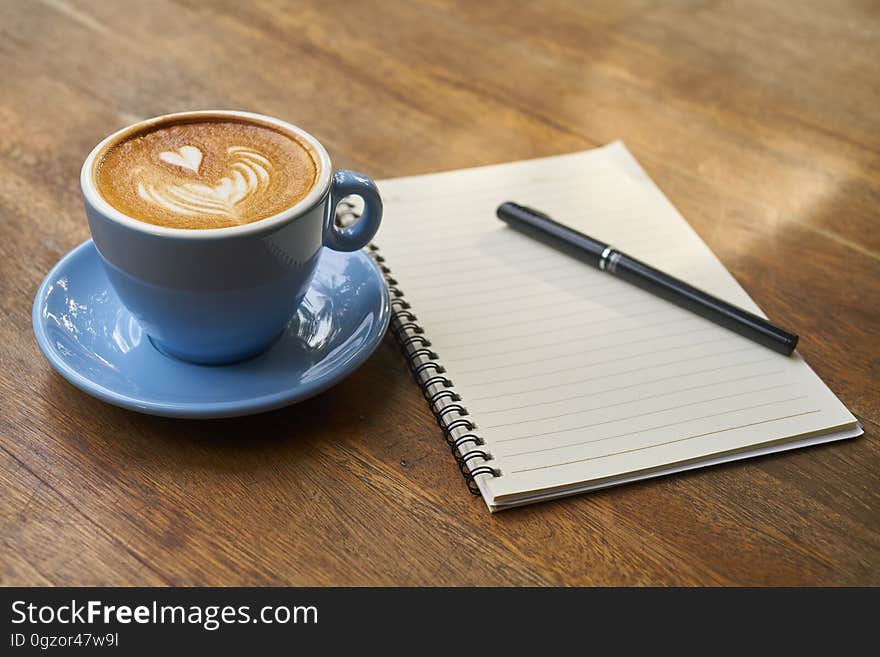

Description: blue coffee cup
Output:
[81,110,382,365]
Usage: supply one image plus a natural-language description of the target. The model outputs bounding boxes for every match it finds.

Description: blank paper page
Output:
[374,143,857,507]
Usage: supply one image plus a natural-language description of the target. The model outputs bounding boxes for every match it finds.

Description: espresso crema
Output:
[95,118,319,229]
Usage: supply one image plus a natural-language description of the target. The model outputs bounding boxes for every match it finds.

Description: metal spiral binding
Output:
[338,200,500,496]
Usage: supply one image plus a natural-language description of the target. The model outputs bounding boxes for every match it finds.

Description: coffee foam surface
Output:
[95,119,319,229]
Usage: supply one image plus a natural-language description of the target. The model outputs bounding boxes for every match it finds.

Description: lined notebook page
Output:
[375,142,857,508]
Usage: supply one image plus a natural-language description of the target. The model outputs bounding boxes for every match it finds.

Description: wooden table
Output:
[1,0,877,586]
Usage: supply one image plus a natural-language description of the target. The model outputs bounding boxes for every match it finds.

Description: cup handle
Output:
[323,170,383,252]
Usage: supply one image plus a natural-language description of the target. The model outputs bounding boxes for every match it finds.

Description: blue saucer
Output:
[33,240,390,418]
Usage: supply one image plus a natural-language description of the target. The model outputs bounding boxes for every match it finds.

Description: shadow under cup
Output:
[80,111,382,365]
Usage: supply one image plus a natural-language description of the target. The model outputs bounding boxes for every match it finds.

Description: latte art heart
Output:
[96,118,319,229]
[138,147,272,221]
[159,145,203,172]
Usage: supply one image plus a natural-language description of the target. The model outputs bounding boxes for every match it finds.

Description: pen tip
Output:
[496,201,518,219]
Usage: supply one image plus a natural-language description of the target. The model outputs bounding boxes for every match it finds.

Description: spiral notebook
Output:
[351,142,861,512]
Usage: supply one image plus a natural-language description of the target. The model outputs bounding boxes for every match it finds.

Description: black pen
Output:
[496,202,799,356]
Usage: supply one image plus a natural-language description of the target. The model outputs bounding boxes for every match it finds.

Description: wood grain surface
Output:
[1,0,877,586]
